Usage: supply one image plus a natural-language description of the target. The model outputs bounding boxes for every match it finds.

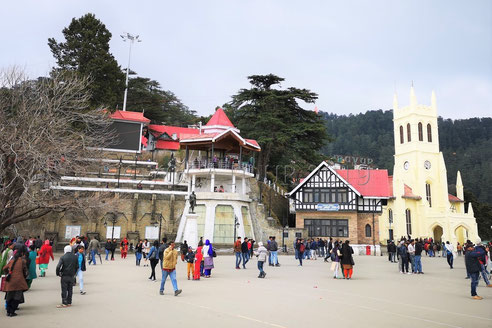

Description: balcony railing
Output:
[187,159,254,174]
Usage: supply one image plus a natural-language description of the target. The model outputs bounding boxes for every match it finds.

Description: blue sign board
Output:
[317,204,340,211]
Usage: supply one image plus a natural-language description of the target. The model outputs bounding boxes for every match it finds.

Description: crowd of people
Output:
[2,233,491,318]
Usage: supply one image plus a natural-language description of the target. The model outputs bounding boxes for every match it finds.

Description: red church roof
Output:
[448,194,463,202]
[402,184,422,200]
[205,108,235,127]
[336,169,390,198]
[148,125,200,138]
[110,110,150,124]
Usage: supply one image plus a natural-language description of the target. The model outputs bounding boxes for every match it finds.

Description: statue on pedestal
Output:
[189,191,197,213]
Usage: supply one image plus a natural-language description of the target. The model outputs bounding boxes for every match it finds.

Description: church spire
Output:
[410,86,417,108]
[456,170,464,200]
[468,203,474,217]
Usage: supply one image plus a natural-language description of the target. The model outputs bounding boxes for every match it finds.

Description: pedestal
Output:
[183,213,199,249]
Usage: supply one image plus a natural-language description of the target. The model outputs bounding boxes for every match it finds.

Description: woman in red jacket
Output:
[38,240,54,277]
[194,245,203,280]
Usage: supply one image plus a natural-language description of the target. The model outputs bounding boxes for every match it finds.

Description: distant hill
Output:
[320,110,492,206]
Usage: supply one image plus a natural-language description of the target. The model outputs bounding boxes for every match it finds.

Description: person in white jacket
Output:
[254,242,269,278]
[445,241,455,269]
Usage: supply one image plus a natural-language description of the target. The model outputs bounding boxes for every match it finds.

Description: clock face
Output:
[404,161,410,170]
[424,160,431,170]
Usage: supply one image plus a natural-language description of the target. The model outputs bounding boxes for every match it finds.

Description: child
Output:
[254,242,268,278]
[185,247,195,280]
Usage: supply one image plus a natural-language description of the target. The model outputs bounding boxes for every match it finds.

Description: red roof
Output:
[448,194,463,202]
[180,132,218,141]
[403,184,422,200]
[336,169,390,197]
[245,139,260,148]
[388,176,394,198]
[148,125,199,138]
[110,110,150,124]
[156,140,180,150]
[205,108,235,127]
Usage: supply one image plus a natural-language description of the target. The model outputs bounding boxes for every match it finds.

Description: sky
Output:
[2,0,491,119]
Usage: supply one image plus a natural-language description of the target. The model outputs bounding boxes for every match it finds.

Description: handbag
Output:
[212,249,217,258]
[0,275,7,291]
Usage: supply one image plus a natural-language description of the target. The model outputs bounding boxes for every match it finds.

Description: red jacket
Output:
[38,243,54,264]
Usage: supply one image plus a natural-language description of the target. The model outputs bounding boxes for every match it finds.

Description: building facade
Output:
[288,162,390,246]
[379,88,478,244]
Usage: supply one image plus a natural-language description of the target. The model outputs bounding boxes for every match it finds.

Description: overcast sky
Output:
[2,1,491,119]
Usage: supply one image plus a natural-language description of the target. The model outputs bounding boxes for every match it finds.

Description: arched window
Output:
[405,209,412,236]
[427,123,432,142]
[399,126,404,144]
[418,122,423,141]
[388,209,393,224]
[426,183,432,207]
[407,123,411,142]
[365,224,372,237]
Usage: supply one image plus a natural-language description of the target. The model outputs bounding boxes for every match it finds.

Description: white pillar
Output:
[242,176,246,195]
[210,173,215,192]
[191,174,196,192]
[232,174,236,193]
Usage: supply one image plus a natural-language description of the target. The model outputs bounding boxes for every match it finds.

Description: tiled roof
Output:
[448,194,463,202]
[336,169,391,198]
[402,184,422,200]
[110,110,150,124]
[156,140,180,150]
[205,108,235,127]
[148,125,199,138]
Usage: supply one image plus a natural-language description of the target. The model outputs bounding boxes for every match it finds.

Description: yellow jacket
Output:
[162,247,178,270]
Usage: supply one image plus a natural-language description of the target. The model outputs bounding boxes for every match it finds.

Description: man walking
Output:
[234,237,242,269]
[269,236,279,266]
[88,237,100,265]
[56,245,79,308]
[465,242,486,300]
[160,242,182,296]
[241,237,250,269]
[445,241,454,269]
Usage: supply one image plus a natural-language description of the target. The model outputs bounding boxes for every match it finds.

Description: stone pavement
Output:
[1,253,491,327]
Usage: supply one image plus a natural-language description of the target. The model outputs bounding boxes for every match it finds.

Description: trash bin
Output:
[366,245,371,255]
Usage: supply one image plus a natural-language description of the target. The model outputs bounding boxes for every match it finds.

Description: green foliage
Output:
[48,13,125,109]
[228,74,330,181]
[321,110,492,207]
[123,76,196,126]
[465,190,492,241]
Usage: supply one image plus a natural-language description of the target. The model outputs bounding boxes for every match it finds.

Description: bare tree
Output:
[0,67,116,233]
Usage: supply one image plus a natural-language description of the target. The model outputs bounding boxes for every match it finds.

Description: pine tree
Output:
[48,13,125,109]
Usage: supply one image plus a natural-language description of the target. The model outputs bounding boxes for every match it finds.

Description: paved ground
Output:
[1,252,491,327]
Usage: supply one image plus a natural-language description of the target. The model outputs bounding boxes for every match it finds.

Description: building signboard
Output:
[317,203,340,211]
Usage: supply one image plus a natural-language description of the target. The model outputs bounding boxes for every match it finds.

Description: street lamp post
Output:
[121,33,141,112]
[233,216,240,241]
[117,156,123,188]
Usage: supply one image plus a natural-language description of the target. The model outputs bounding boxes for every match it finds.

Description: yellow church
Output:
[380,87,479,245]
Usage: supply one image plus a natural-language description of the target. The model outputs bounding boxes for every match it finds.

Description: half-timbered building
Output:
[288,162,390,245]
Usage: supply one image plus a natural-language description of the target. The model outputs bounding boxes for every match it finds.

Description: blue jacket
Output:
[148,246,158,260]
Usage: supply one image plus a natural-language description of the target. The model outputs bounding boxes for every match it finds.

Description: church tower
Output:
[381,87,479,244]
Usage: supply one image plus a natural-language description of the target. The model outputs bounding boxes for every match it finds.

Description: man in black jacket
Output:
[465,243,486,300]
[56,245,79,307]
[241,237,249,269]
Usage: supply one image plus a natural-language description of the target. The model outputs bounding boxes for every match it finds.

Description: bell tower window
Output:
[407,123,411,142]
[427,124,432,142]
[405,209,412,236]
[426,183,432,207]
[399,125,404,144]
[418,122,423,141]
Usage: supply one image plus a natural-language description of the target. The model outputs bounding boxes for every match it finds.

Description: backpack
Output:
[300,244,306,253]
[330,251,336,261]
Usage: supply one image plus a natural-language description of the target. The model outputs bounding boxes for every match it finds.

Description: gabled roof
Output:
[388,176,395,198]
[448,194,463,202]
[402,184,422,200]
[156,140,180,151]
[110,110,150,124]
[288,161,362,197]
[336,169,390,198]
[205,108,235,128]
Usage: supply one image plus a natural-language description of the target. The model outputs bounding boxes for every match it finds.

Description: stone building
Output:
[288,161,390,248]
